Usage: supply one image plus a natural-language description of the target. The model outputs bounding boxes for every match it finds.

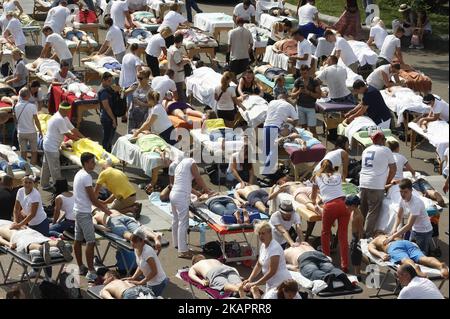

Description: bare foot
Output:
[440,265,449,279]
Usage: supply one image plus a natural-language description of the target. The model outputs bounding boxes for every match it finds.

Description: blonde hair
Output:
[220,71,233,93]
[11,48,23,57]
[147,90,160,107]
[254,221,272,235]
[315,159,334,177]
[138,68,151,79]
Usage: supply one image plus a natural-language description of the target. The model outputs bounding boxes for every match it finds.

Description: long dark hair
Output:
[50,179,70,207]
[276,280,299,299]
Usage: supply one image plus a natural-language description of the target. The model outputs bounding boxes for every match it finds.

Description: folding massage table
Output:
[255,0,286,24]
[244,24,270,61]
[25,60,58,84]
[239,95,270,128]
[112,134,185,178]
[179,27,218,63]
[408,121,449,164]
[0,245,70,295]
[83,59,121,83]
[289,271,362,298]
[150,0,186,18]
[176,268,233,299]
[254,72,295,95]
[347,40,378,67]
[262,45,294,73]
[48,84,99,128]
[131,11,160,32]
[32,0,51,19]
[185,66,225,108]
[360,238,448,298]
[193,13,234,43]
[66,38,100,66]
[87,284,104,299]
[259,13,298,31]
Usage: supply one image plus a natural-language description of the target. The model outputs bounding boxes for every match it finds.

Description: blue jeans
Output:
[122,286,155,299]
[0,158,27,172]
[101,118,116,153]
[148,277,169,297]
[209,129,238,142]
[410,230,433,255]
[299,251,345,281]
[49,219,75,238]
[208,198,238,216]
[186,0,203,23]
[52,0,95,11]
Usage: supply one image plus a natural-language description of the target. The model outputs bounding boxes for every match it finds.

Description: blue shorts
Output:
[107,216,140,238]
[122,286,154,299]
[297,105,317,127]
[209,129,238,142]
[387,240,425,264]
[66,30,84,40]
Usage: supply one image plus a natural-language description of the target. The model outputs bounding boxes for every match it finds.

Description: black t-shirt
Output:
[0,187,17,221]
[294,77,320,108]
[362,85,392,124]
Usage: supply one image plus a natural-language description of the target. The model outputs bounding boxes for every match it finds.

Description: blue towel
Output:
[104,62,121,71]
[296,128,321,148]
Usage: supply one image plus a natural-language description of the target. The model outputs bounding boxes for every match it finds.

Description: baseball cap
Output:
[370,130,385,142]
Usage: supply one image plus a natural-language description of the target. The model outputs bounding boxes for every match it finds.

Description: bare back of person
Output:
[284,242,316,268]
[239,185,261,198]
[193,259,225,278]
[105,280,135,299]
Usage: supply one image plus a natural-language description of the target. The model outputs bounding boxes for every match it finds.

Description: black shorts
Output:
[229,59,250,76]
[217,109,236,122]
[350,235,362,266]
[247,189,269,207]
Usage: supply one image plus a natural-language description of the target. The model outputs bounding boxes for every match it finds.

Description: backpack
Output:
[101,87,127,117]
[40,280,69,299]
[78,9,98,24]
[203,241,222,258]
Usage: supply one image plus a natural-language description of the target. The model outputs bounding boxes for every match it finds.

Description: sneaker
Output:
[134,202,142,220]
[416,44,424,50]
[409,44,416,49]
[28,269,39,279]
[5,164,13,178]
[86,271,98,282]
[42,242,51,265]
[57,240,73,261]
[23,162,33,176]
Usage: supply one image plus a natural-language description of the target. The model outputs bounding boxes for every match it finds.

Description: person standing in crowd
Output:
[269,199,303,249]
[377,27,405,67]
[3,11,26,52]
[110,0,134,30]
[97,17,126,63]
[324,29,360,73]
[151,69,178,103]
[397,264,444,299]
[366,63,402,90]
[0,176,16,221]
[145,27,170,77]
[41,103,84,191]
[214,71,245,127]
[290,29,312,78]
[367,17,388,50]
[4,48,27,93]
[311,159,350,273]
[126,68,152,133]
[167,33,191,103]
[73,152,112,282]
[387,179,434,254]
[291,65,321,137]
[233,0,256,24]
[347,79,392,129]
[158,3,188,48]
[98,72,118,152]
[44,0,70,35]
[317,55,355,104]
[29,81,45,111]
[297,0,319,26]
[359,130,396,236]
[227,17,253,76]
[14,88,43,166]
[170,158,213,258]
[119,43,143,122]
[186,0,203,23]
[41,26,73,68]
[333,0,361,39]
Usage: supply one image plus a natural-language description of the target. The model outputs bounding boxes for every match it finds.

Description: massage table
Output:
[347,40,378,66]
[259,13,298,31]
[191,202,261,263]
[244,24,270,60]
[315,100,355,146]
[25,63,54,84]
[254,73,294,95]
[262,45,293,73]
[87,285,104,299]
[360,239,448,298]
[408,121,449,163]
[255,0,285,23]
[180,27,218,63]
[239,95,269,128]
[32,0,51,18]
[169,115,202,130]
[176,268,233,299]
[185,67,225,108]
[131,11,160,32]
[0,166,41,188]
[48,84,99,128]
[0,245,70,295]
[193,13,234,43]
[66,38,99,66]
[22,25,41,45]
[149,0,186,18]
[112,134,184,178]
[72,22,101,43]
[83,61,121,81]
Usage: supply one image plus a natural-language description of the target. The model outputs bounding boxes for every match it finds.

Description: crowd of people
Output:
[0,0,448,300]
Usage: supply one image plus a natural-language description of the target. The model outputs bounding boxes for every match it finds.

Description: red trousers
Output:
[321,197,350,270]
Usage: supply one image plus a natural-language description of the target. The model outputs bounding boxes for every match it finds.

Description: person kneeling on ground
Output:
[101,270,156,299]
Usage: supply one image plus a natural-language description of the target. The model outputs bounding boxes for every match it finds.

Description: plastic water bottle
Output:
[199,224,206,248]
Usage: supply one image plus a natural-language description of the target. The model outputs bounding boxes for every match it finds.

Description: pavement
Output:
[0,1,447,299]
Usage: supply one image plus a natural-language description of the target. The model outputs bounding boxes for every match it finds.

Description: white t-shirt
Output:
[53,70,77,84]
[110,0,129,30]
[149,103,172,134]
[398,277,444,299]
[145,33,166,57]
[393,152,408,180]
[58,194,75,221]
[443,147,449,177]
[379,34,401,63]
[263,287,301,299]
[73,169,93,213]
[400,194,432,233]
[151,75,177,103]
[264,99,298,128]
[432,99,449,122]
[43,112,74,153]
[233,3,256,21]
[14,100,38,134]
[317,64,350,99]
[359,145,396,190]
[167,45,184,83]
[313,173,345,203]
[269,211,301,245]
[369,24,388,50]
[366,64,391,90]
[214,85,236,111]
[258,240,292,291]
[29,89,44,104]
[15,188,47,226]
[105,25,126,54]
[158,10,186,33]
[135,244,167,286]
[314,149,344,172]
[5,18,26,47]
[297,3,318,25]
[296,38,312,69]
[335,37,358,66]
[119,53,142,88]
[172,158,195,195]
[45,5,70,34]
[46,33,72,60]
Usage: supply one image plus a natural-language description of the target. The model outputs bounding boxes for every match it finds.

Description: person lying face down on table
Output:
[234,184,270,214]
[368,231,449,279]
[284,241,355,291]
[101,270,156,299]
[205,195,251,225]
[188,254,260,299]
[0,219,72,264]
[92,207,162,254]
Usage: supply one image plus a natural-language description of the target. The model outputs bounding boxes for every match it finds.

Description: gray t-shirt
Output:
[228,26,253,61]
[13,59,27,88]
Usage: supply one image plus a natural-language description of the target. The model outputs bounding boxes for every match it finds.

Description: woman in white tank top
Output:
[49,180,75,238]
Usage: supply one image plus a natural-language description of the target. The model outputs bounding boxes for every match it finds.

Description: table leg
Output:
[410,129,416,158]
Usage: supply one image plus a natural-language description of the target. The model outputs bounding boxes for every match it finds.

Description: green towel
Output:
[136,135,169,153]
[342,182,359,196]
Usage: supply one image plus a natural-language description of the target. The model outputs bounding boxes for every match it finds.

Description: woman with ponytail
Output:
[214,71,245,126]
[311,159,350,273]
[131,90,177,145]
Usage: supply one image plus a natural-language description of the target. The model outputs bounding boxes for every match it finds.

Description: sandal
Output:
[178,251,194,259]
